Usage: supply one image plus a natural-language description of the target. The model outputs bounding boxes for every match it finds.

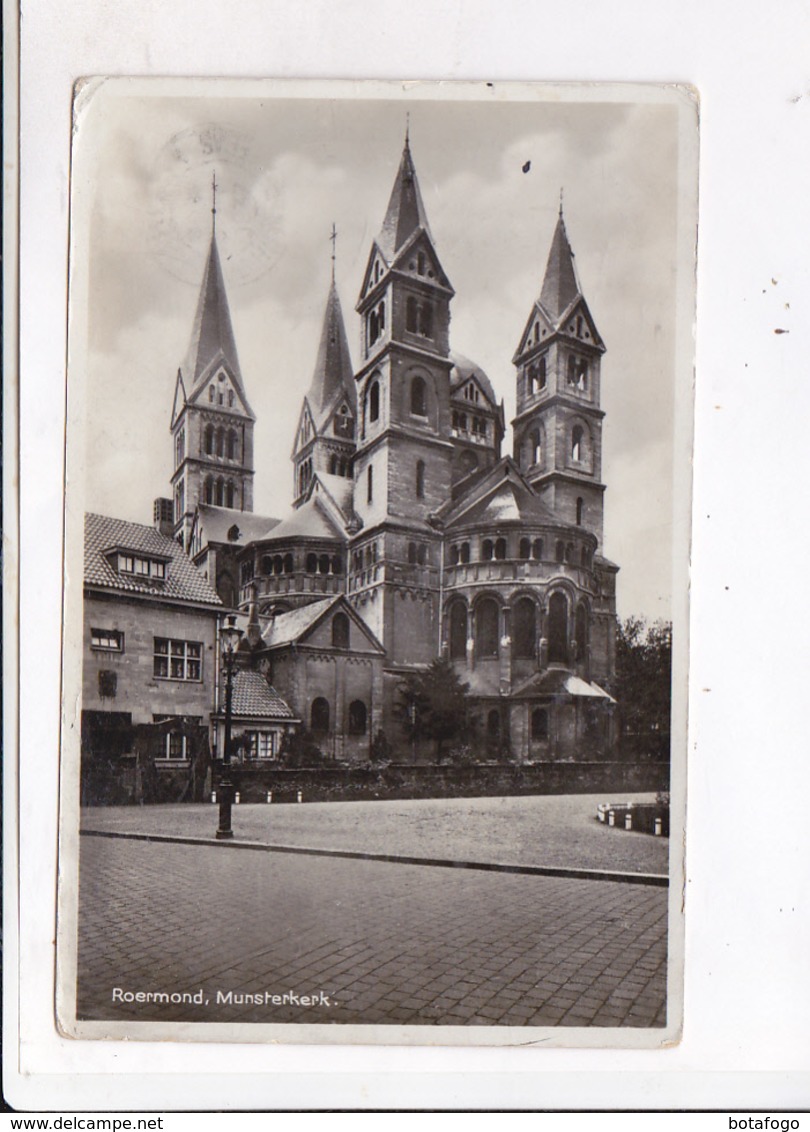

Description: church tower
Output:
[292,267,357,506]
[170,194,255,548]
[512,203,607,545]
[349,132,455,667]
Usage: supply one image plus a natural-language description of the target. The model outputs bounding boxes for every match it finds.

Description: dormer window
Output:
[115,552,168,580]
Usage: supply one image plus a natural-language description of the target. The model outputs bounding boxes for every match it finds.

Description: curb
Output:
[80,828,669,888]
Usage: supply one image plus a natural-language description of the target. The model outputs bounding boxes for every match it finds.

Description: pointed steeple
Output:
[307,282,356,420]
[376,134,433,263]
[539,207,581,320]
[184,233,243,389]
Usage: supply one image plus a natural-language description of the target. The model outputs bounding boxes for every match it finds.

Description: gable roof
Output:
[84,512,222,607]
[438,458,558,530]
[260,595,385,653]
[194,505,280,546]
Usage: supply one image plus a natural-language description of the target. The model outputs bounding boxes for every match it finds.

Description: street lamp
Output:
[216,614,244,840]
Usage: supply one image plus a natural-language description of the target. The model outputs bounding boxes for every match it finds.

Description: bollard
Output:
[608,811,615,826]
[654,817,663,836]
[211,791,217,804]
[235,791,241,805]
[297,790,303,803]
[625,812,633,831]
[266,790,273,804]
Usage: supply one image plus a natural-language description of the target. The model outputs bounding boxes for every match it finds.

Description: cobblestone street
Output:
[76,831,668,1029]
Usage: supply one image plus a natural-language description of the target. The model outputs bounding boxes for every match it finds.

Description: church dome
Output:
[449,352,498,406]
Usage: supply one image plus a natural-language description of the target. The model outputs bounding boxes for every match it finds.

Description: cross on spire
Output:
[330,222,337,282]
[559,186,564,218]
[211,170,218,235]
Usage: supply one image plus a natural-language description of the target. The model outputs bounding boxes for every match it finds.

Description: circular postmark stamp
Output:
[147,123,283,286]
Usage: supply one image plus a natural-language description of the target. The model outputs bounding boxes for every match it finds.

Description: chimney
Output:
[246,583,262,649]
[153,497,174,538]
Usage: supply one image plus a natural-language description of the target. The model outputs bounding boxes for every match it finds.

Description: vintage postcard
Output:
[56,78,696,1047]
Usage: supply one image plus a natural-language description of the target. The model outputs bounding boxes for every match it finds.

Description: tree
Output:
[612,617,672,758]
[396,658,473,763]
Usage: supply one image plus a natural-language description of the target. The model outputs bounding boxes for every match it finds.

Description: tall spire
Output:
[376,132,433,263]
[539,204,581,320]
[307,282,355,419]
[184,232,243,389]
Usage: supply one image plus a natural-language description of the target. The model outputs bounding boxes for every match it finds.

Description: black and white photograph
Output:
[57,79,696,1046]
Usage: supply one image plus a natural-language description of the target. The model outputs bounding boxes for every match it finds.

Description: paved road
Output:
[77,835,668,1029]
[81,793,669,876]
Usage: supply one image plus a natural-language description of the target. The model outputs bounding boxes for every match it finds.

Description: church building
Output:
[167,135,620,762]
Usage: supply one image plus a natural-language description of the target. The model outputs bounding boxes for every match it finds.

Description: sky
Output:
[74,83,683,621]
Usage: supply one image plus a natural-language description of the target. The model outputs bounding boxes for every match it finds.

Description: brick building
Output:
[175,135,620,762]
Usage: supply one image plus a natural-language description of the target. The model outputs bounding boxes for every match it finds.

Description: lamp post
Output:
[216,614,244,840]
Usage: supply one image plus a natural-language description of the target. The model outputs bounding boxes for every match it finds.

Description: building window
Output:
[410,376,427,417]
[91,628,124,652]
[98,670,117,699]
[416,459,425,499]
[571,425,584,462]
[368,380,380,424]
[529,430,542,465]
[227,429,238,459]
[482,539,494,561]
[406,296,418,333]
[417,251,426,275]
[175,429,184,467]
[419,303,433,338]
[208,386,214,402]
[407,541,417,564]
[449,601,467,660]
[240,558,254,585]
[576,497,584,525]
[476,599,499,659]
[459,542,470,564]
[311,697,330,733]
[166,731,187,760]
[449,544,460,566]
[117,554,166,580]
[153,638,202,682]
[332,612,350,649]
[306,553,318,574]
[494,537,507,560]
[513,597,536,660]
[532,538,543,560]
[245,731,275,759]
[348,700,368,735]
[531,708,549,741]
[555,540,565,564]
[548,592,568,664]
[417,544,428,566]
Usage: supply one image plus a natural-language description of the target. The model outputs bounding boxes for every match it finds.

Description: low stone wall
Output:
[225,760,670,805]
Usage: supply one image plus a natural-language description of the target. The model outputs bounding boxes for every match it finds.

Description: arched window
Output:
[548,592,568,664]
[175,430,184,466]
[227,430,237,459]
[348,700,367,735]
[306,553,318,574]
[225,481,235,508]
[530,430,541,465]
[417,544,428,566]
[449,544,460,566]
[319,554,330,575]
[494,537,507,560]
[575,603,588,661]
[215,477,224,506]
[332,612,350,649]
[449,601,467,660]
[482,539,494,561]
[406,296,418,333]
[332,555,342,574]
[261,555,272,575]
[519,537,531,560]
[538,356,547,388]
[531,708,549,741]
[566,543,575,564]
[513,597,536,660]
[532,538,543,560]
[407,542,417,565]
[576,497,584,526]
[571,425,584,463]
[283,553,294,574]
[369,381,380,423]
[378,301,385,332]
[459,542,470,564]
[273,556,283,575]
[216,428,225,457]
[368,310,379,344]
[311,698,330,732]
[416,460,425,499]
[208,386,214,403]
[204,476,214,504]
[417,251,426,275]
[228,390,234,407]
[204,424,214,455]
[329,454,337,475]
[556,540,565,563]
[411,376,427,417]
[476,599,499,659]
[420,303,433,338]
[367,464,373,503]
